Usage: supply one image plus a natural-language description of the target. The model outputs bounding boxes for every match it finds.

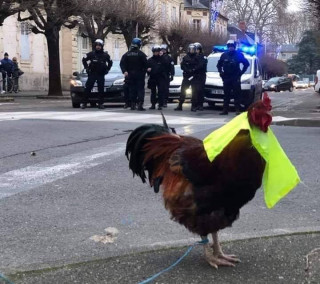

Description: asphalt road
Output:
[0,89,319,281]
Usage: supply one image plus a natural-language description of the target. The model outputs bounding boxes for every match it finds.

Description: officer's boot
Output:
[219,107,228,115]
[81,103,87,109]
[198,104,204,111]
[163,100,168,108]
[137,102,146,111]
[174,102,183,111]
[98,103,105,110]
[123,102,130,109]
[191,104,197,112]
[131,102,136,110]
[149,104,156,110]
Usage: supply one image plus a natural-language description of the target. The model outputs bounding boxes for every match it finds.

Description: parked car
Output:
[263,77,294,92]
[168,65,192,102]
[70,61,125,108]
[295,81,309,89]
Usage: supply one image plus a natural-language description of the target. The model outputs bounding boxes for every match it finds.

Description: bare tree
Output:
[19,0,81,96]
[0,0,29,26]
[159,22,226,63]
[304,0,320,27]
[225,0,288,41]
[78,0,119,48]
[114,0,155,49]
[270,12,315,45]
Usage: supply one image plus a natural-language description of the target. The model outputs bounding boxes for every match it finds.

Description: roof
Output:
[184,0,210,10]
[279,44,299,53]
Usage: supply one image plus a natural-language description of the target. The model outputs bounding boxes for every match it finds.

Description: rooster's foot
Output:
[204,245,237,269]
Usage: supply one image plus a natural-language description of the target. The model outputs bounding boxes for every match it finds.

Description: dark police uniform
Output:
[82,50,113,106]
[194,53,207,109]
[120,48,147,110]
[147,55,167,109]
[176,52,198,110]
[217,50,249,111]
[161,53,175,106]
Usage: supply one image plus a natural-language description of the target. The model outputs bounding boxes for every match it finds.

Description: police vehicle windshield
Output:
[175,66,183,76]
[109,61,121,73]
[207,56,252,74]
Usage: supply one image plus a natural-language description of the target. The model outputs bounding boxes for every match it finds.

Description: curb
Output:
[272,119,320,127]
[36,95,70,100]
[5,231,320,279]
[0,97,14,102]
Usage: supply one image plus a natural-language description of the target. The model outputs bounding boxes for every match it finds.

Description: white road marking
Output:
[0,111,227,125]
[0,122,220,200]
[0,143,125,199]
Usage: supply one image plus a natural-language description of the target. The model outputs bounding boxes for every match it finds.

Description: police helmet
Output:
[226,40,236,48]
[94,39,104,47]
[152,45,161,53]
[131,38,142,49]
[194,42,203,52]
[188,43,196,53]
[160,44,168,51]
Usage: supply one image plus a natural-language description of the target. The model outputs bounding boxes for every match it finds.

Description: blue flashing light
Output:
[213,44,256,55]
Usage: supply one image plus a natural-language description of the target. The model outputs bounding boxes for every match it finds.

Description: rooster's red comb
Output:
[262,92,272,111]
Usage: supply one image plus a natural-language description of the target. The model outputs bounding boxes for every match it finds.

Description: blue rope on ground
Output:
[138,238,209,284]
[0,273,14,284]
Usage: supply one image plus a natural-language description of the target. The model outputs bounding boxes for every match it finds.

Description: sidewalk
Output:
[0,91,70,99]
[5,233,320,284]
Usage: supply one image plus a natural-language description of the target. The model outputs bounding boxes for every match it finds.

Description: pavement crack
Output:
[0,132,130,160]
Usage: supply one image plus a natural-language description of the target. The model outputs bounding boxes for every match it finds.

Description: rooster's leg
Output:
[211,232,240,265]
[202,235,237,269]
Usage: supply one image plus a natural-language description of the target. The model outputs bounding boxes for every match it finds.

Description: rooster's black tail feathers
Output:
[125,124,170,183]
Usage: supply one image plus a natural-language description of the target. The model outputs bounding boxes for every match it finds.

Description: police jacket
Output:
[217,50,249,79]
[0,58,14,75]
[82,50,112,75]
[194,53,207,77]
[181,53,197,79]
[120,48,147,80]
[147,55,167,79]
[161,53,175,77]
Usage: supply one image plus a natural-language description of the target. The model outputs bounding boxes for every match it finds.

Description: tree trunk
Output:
[45,27,63,96]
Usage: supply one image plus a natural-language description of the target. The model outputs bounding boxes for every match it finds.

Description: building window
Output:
[20,22,31,61]
[172,7,177,22]
[193,19,201,31]
[187,11,191,15]
[203,12,207,16]
[82,37,89,50]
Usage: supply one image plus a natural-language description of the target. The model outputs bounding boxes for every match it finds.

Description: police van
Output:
[204,45,263,108]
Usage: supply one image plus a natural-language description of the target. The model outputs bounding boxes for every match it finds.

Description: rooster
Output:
[125,93,299,268]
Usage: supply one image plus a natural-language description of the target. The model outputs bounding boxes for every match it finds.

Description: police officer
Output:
[1,52,14,92]
[217,40,249,115]
[160,44,175,107]
[82,39,113,109]
[147,45,167,110]
[193,42,207,111]
[120,38,148,111]
[174,44,198,112]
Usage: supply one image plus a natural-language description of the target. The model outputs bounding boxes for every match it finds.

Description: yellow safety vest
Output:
[203,112,300,208]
